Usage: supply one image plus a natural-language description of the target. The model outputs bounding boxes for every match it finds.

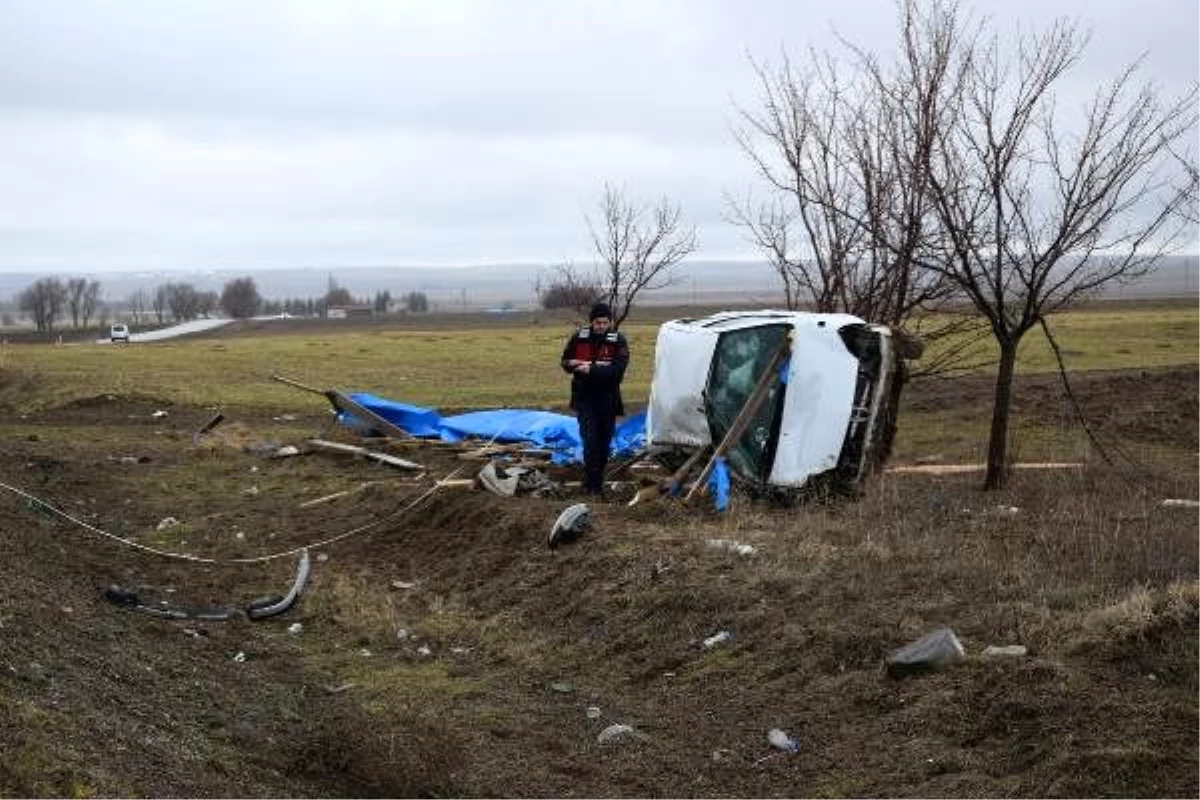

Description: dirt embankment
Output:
[0,366,1195,797]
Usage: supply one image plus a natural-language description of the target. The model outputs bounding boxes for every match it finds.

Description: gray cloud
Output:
[0,0,1194,271]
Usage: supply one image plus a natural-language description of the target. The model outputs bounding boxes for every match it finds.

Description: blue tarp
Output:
[707,457,730,512]
[341,393,647,465]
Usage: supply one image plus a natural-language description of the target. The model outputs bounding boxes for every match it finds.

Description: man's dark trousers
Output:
[577,398,617,495]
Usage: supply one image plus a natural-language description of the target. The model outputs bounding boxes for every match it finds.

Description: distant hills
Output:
[0,255,1195,312]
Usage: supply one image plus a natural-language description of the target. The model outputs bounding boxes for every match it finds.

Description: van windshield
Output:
[704,324,790,483]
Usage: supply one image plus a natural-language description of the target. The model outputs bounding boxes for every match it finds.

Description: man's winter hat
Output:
[589,302,612,321]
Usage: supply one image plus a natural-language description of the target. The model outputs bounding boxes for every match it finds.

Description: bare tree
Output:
[924,17,1198,488]
[734,0,1196,489]
[81,280,100,328]
[586,184,698,328]
[404,291,429,313]
[66,278,88,329]
[535,262,603,315]
[731,1,966,327]
[127,288,149,324]
[163,282,201,321]
[198,290,219,318]
[18,277,67,332]
[220,277,260,319]
[153,285,168,324]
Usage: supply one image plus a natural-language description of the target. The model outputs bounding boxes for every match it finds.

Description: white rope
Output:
[1,417,515,564]
[0,466,465,564]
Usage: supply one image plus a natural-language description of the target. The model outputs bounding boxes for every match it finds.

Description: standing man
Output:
[560,301,629,496]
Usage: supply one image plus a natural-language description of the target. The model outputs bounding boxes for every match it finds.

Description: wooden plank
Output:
[325,390,415,441]
[434,478,477,490]
[665,446,709,489]
[194,412,225,436]
[685,335,792,500]
[271,375,416,441]
[306,439,424,470]
[271,373,327,396]
[628,446,710,507]
[297,480,391,509]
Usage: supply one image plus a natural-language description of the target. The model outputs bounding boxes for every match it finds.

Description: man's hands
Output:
[568,359,610,374]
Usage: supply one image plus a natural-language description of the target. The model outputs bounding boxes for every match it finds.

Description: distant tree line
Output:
[17,276,103,332]
[4,274,435,332]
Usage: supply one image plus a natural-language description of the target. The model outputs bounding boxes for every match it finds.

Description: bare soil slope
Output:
[0,366,1196,797]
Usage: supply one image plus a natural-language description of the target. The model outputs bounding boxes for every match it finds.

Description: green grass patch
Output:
[0,306,1192,430]
[0,322,660,413]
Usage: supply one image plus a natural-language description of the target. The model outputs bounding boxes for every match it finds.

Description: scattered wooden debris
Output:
[628,446,710,507]
[271,373,418,441]
[434,478,477,490]
[298,480,393,509]
[270,374,326,396]
[324,389,414,440]
[886,462,1084,475]
[194,412,225,437]
[306,439,424,470]
[457,442,549,460]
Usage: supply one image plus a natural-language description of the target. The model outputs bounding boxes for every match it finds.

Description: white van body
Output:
[646,310,900,492]
[110,323,130,342]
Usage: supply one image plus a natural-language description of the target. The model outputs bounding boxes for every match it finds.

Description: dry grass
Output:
[0,306,1195,798]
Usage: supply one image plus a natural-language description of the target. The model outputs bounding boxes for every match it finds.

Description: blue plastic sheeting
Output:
[342,392,646,464]
[706,457,730,512]
[345,393,444,437]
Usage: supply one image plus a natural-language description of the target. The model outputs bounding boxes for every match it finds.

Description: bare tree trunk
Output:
[984,338,1018,489]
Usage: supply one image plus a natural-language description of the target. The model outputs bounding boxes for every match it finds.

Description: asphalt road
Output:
[99,318,238,343]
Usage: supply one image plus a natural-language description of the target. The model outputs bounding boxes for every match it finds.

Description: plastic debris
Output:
[767,728,799,753]
[586,706,602,719]
[703,630,733,649]
[1161,498,1200,508]
[597,723,636,744]
[885,627,966,678]
[232,651,247,663]
[156,517,181,530]
[287,623,303,635]
[706,456,731,511]
[706,538,757,556]
[981,644,1027,658]
[548,503,590,548]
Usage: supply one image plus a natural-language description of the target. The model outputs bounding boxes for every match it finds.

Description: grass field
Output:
[1,303,1195,414]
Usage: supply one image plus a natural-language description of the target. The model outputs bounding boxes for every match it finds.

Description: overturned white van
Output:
[646,310,906,496]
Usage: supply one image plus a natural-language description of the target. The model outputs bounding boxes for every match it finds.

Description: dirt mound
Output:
[0,366,1196,797]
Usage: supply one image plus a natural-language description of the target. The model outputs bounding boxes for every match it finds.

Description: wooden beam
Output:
[324,390,414,441]
[306,439,423,470]
[271,373,326,396]
[685,335,792,500]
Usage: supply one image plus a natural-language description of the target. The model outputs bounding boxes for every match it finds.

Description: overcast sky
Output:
[0,0,1195,273]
